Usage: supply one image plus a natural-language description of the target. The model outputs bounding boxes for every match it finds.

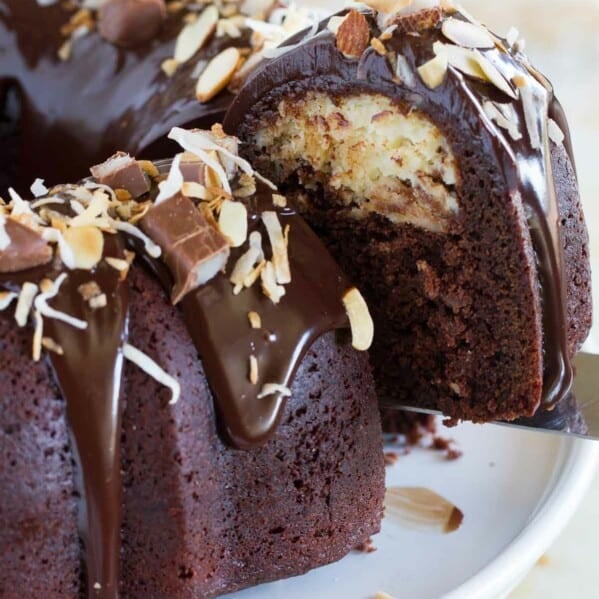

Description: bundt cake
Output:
[0,126,384,597]
[224,2,593,424]
[0,0,313,190]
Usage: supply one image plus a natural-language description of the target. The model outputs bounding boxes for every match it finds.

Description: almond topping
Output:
[218,199,248,248]
[272,193,287,208]
[196,47,241,103]
[365,0,413,13]
[336,10,370,59]
[174,5,219,63]
[78,281,102,302]
[371,37,387,56]
[417,50,448,89]
[441,17,494,49]
[342,287,374,351]
[0,290,17,311]
[548,119,565,145]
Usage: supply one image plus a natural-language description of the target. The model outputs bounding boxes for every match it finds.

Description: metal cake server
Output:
[397,353,599,439]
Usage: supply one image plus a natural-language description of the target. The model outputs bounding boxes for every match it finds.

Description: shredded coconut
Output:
[155,153,184,205]
[0,291,17,311]
[257,382,292,399]
[15,282,39,327]
[123,343,181,404]
[34,273,88,330]
[30,178,49,198]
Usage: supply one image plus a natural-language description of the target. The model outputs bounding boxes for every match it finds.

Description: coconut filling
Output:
[252,91,459,233]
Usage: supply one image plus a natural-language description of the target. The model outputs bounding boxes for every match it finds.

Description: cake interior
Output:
[242,88,543,422]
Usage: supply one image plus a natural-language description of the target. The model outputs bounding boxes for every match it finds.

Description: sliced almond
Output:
[365,0,413,13]
[342,287,374,351]
[139,160,160,178]
[482,101,522,141]
[196,47,241,103]
[174,4,219,64]
[218,199,248,248]
[182,181,211,200]
[441,17,494,49]
[336,10,370,59]
[63,226,105,270]
[417,50,448,89]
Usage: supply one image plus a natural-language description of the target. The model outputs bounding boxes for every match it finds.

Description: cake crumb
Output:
[384,451,399,466]
[355,537,377,553]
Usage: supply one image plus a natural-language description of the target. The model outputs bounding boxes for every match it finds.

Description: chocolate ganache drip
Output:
[0,127,370,597]
[224,5,580,412]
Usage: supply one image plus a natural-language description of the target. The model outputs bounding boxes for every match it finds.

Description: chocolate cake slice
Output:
[224,3,592,423]
[0,127,384,598]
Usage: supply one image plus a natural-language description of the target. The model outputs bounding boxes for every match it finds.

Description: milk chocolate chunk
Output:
[179,153,207,184]
[0,219,53,273]
[99,0,167,48]
[90,152,150,198]
[141,193,230,304]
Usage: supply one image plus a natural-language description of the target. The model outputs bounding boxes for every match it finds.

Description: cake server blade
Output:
[395,353,599,439]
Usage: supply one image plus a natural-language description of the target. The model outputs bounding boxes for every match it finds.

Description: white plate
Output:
[225,420,598,599]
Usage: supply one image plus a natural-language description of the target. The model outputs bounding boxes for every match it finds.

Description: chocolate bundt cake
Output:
[224,2,592,423]
[0,127,384,597]
[0,0,312,189]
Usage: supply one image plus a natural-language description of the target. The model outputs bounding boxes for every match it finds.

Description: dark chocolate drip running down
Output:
[0,175,352,598]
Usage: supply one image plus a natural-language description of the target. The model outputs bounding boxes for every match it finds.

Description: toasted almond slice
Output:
[123,343,180,404]
[474,51,517,99]
[196,47,241,103]
[139,160,160,178]
[218,199,248,248]
[417,50,448,89]
[433,41,484,79]
[15,282,38,327]
[441,17,494,49]
[365,0,413,13]
[106,256,131,278]
[182,181,211,200]
[249,355,259,385]
[248,310,262,329]
[63,226,105,270]
[257,382,292,399]
[385,487,463,534]
[371,37,387,56]
[482,101,522,141]
[262,211,291,285]
[517,78,543,150]
[174,5,219,63]
[342,287,374,351]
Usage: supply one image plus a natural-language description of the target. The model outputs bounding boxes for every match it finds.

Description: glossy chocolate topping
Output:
[224,8,575,411]
[0,163,354,597]
[0,0,240,190]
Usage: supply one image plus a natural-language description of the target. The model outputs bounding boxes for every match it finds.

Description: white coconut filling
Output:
[253,92,459,233]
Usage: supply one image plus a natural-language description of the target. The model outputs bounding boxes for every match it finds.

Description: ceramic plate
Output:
[224,420,598,599]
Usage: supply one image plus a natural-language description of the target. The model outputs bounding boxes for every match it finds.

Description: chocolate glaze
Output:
[0,169,353,596]
[224,8,575,411]
[0,0,241,190]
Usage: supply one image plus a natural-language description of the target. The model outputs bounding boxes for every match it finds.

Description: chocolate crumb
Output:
[354,537,377,553]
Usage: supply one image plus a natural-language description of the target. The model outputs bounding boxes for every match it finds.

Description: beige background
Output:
[460,2,599,597]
